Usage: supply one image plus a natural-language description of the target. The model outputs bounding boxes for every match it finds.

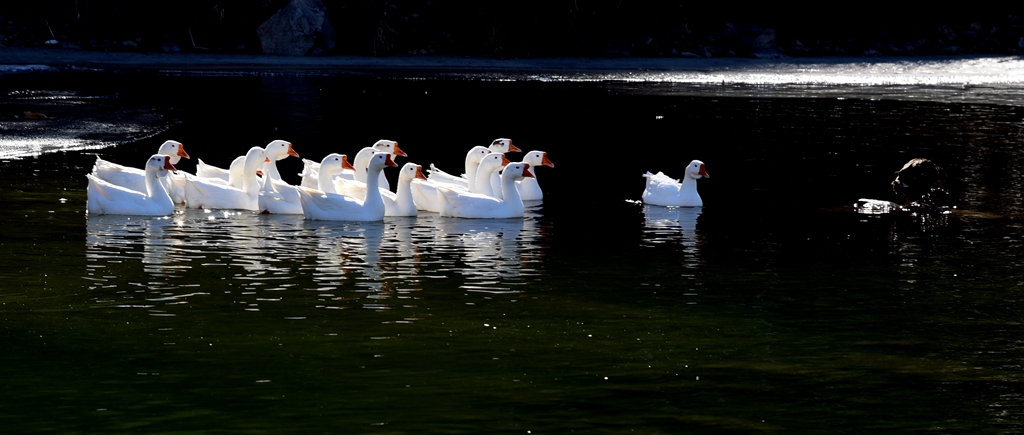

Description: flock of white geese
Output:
[88,139,554,220]
[86,138,711,220]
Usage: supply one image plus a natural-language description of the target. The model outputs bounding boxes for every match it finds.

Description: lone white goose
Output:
[642,160,710,207]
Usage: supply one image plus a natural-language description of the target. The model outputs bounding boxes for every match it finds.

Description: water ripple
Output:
[84,209,548,317]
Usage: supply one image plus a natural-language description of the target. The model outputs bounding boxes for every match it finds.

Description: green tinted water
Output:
[3,72,1024,433]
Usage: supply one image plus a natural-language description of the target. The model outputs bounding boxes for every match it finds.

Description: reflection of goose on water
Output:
[642,205,703,253]
[642,160,709,207]
[434,216,533,285]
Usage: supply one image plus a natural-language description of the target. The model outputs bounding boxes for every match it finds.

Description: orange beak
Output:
[541,153,554,168]
[415,165,427,180]
[699,164,710,178]
[392,143,407,157]
[287,143,300,158]
[342,156,355,171]
[501,155,510,166]
[522,163,534,178]
[163,158,176,171]
[384,154,399,167]
[177,144,190,159]
[265,157,271,163]
[256,170,264,176]
[507,141,521,153]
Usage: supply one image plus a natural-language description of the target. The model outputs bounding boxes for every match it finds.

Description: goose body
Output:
[258,140,303,214]
[91,140,190,204]
[184,147,266,211]
[299,158,322,188]
[426,146,490,190]
[335,162,426,217]
[437,162,533,219]
[87,155,176,216]
[196,158,232,181]
[642,160,709,207]
[297,153,398,221]
[429,139,519,193]
[516,150,555,201]
[413,152,508,212]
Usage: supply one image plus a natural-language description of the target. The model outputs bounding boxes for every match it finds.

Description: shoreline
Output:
[2,47,1022,76]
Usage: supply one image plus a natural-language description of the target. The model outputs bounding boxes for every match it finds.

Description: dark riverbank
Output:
[2,3,1023,60]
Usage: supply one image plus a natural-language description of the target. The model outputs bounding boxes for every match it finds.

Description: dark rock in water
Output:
[257,0,335,56]
[892,158,947,206]
[746,28,786,59]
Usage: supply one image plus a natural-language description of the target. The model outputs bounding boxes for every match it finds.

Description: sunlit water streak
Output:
[0,89,173,159]
[84,207,548,320]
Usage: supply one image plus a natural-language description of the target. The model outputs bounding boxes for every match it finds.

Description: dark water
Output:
[3,67,1024,434]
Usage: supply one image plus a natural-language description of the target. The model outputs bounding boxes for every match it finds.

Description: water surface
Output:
[2,57,1024,433]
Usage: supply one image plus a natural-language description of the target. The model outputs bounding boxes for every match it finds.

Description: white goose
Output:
[91,140,190,204]
[642,160,710,207]
[425,146,490,190]
[183,147,266,211]
[516,150,555,201]
[298,158,323,188]
[413,146,487,212]
[350,140,407,190]
[196,158,233,181]
[411,153,508,212]
[258,140,303,214]
[301,140,406,189]
[87,155,176,216]
[335,162,427,217]
[429,139,519,191]
[297,152,398,221]
[437,162,533,219]
[313,154,355,194]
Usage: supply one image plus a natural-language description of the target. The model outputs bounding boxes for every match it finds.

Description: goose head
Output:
[158,140,189,165]
[501,162,534,181]
[466,146,490,165]
[479,153,510,174]
[373,139,407,157]
[265,140,299,161]
[685,160,710,180]
[319,153,354,178]
[489,138,521,154]
[147,154,176,177]
[367,152,399,173]
[243,147,268,173]
[398,162,427,182]
[523,151,554,169]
